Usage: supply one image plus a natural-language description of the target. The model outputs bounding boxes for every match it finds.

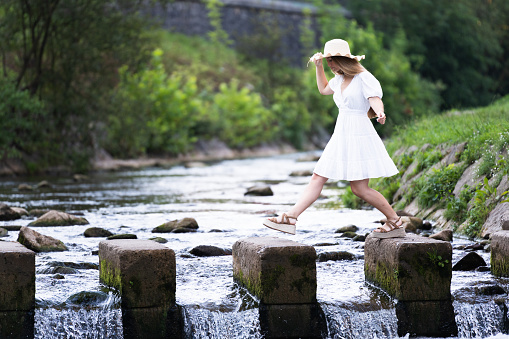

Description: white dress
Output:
[313,71,399,181]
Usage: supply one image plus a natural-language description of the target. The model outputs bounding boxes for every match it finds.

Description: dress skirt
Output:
[314,109,399,181]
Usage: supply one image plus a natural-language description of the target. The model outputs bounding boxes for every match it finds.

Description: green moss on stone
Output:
[491,253,509,277]
[100,259,122,293]
[260,265,285,298]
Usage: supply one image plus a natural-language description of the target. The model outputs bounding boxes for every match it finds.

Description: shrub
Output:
[417,164,465,209]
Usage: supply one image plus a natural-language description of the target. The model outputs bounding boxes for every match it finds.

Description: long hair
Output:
[329,56,365,77]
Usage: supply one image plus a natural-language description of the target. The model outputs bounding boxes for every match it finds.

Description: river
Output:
[0,152,508,338]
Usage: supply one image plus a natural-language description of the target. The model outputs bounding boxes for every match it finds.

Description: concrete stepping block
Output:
[232,236,316,304]
[99,239,176,309]
[0,241,35,311]
[364,234,452,302]
[491,230,509,277]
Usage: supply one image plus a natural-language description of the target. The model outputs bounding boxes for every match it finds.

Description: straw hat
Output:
[309,39,365,63]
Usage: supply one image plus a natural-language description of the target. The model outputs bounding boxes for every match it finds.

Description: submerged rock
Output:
[452,252,487,271]
[339,231,357,239]
[149,237,168,244]
[244,186,273,196]
[0,228,7,237]
[18,184,34,191]
[84,227,113,238]
[28,210,89,226]
[430,230,453,242]
[29,209,50,217]
[475,285,506,296]
[66,291,109,306]
[335,225,358,233]
[152,218,199,233]
[0,203,21,221]
[51,266,78,274]
[107,234,137,240]
[352,234,366,242]
[17,226,68,252]
[190,245,232,257]
[317,251,356,262]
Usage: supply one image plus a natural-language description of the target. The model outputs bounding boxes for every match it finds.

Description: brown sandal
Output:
[371,216,406,239]
[263,213,297,235]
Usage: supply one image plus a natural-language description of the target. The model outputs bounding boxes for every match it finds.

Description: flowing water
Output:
[0,152,508,338]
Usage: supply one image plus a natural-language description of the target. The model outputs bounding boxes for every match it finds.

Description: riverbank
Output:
[362,96,509,239]
[0,139,302,176]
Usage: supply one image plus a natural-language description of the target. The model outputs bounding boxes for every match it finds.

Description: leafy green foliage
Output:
[106,49,202,157]
[416,164,465,209]
[209,80,277,148]
[0,75,46,158]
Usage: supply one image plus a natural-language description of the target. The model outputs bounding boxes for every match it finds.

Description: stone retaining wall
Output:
[491,230,509,277]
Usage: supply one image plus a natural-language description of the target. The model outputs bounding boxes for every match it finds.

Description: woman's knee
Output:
[350,181,368,197]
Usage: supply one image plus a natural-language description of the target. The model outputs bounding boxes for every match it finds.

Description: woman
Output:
[263,39,405,239]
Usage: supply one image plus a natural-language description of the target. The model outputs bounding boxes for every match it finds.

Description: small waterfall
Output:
[34,308,123,339]
[321,303,399,339]
[182,307,262,339]
[454,300,507,338]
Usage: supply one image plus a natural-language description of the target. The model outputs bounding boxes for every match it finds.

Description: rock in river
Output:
[452,252,487,271]
[335,225,358,233]
[430,230,453,242]
[28,210,89,226]
[244,186,273,196]
[317,251,356,262]
[152,217,199,233]
[0,203,21,221]
[190,245,232,257]
[84,227,113,238]
[17,226,68,252]
[107,234,137,240]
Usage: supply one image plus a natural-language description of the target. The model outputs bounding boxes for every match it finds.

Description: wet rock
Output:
[17,226,68,252]
[352,234,366,242]
[10,207,28,217]
[396,210,415,217]
[184,161,207,168]
[475,266,491,272]
[209,229,224,233]
[317,251,356,262]
[244,186,273,196]
[73,174,89,182]
[452,252,487,271]
[0,228,7,237]
[2,225,21,231]
[18,184,34,191]
[47,261,98,270]
[84,227,113,238]
[335,225,358,233]
[421,221,433,230]
[453,245,466,250]
[339,232,357,239]
[0,203,21,221]
[28,210,89,226]
[91,250,99,255]
[490,231,509,277]
[313,242,337,247]
[149,237,168,244]
[152,218,199,233]
[189,245,232,257]
[28,209,50,217]
[475,285,506,296]
[107,234,137,240]
[465,243,484,252]
[36,180,51,189]
[289,170,313,177]
[53,274,65,279]
[51,266,78,274]
[297,154,320,162]
[66,291,109,306]
[429,230,453,242]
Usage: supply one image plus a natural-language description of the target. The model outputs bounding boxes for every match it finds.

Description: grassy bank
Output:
[340,95,509,238]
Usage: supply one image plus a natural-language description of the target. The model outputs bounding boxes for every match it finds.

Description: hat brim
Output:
[309,52,365,62]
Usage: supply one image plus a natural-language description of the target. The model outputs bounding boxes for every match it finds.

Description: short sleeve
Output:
[359,71,383,99]
[327,75,342,92]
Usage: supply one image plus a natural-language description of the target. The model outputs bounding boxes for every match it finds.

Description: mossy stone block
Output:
[232,237,316,304]
[99,240,176,309]
[0,241,35,311]
[491,231,509,277]
[364,234,452,301]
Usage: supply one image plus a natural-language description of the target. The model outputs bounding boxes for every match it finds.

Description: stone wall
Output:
[145,0,331,66]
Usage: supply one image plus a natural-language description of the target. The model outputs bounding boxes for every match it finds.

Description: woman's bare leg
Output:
[271,173,329,224]
[349,179,401,231]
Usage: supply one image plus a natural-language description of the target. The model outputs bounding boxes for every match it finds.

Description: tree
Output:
[0,0,163,170]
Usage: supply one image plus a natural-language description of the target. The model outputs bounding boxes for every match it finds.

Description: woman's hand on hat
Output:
[376,112,386,125]
[310,52,323,66]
